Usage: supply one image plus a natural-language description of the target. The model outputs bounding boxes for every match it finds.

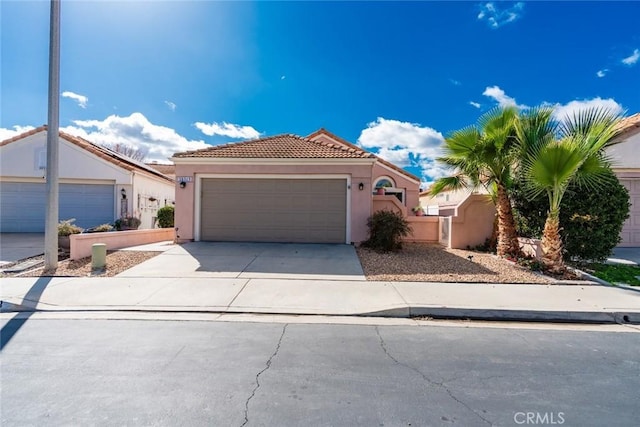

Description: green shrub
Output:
[58,219,83,236]
[115,216,141,230]
[363,210,411,252]
[157,205,175,228]
[511,170,630,263]
[83,223,114,233]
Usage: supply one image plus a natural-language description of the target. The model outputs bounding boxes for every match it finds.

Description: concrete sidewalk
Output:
[2,276,639,324]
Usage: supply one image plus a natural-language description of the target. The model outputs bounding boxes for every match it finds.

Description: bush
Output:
[363,210,411,252]
[511,170,630,263]
[86,223,114,233]
[115,216,141,230]
[157,205,175,228]
[58,219,83,236]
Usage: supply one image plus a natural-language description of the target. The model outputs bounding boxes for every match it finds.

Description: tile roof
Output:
[616,112,640,136]
[146,163,176,177]
[307,128,421,182]
[173,134,374,159]
[0,126,174,183]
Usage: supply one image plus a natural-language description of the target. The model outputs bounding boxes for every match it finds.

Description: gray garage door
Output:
[619,179,640,247]
[200,178,347,243]
[0,182,115,232]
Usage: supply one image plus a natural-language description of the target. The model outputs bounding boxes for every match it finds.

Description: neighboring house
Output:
[0,126,176,232]
[419,185,490,216]
[607,113,640,247]
[146,162,176,180]
[171,128,421,244]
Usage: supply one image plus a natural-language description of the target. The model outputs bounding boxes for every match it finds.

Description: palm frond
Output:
[428,175,471,196]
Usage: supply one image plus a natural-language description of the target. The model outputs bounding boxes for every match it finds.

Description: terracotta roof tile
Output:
[146,163,176,177]
[173,134,374,159]
[0,126,174,183]
[616,113,640,135]
[306,128,421,182]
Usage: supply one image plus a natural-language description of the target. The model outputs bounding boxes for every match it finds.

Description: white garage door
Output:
[200,178,347,243]
[0,182,115,232]
[619,179,640,247]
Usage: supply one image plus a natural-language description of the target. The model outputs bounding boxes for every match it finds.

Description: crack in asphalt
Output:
[374,326,493,426]
[241,323,288,427]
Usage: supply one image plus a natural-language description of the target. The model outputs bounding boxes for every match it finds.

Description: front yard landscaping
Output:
[356,243,553,283]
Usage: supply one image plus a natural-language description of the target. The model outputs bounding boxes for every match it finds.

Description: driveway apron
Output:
[116,242,366,281]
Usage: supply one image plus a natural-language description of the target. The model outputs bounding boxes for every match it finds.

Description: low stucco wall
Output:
[70,228,175,260]
[372,195,407,217]
[405,216,439,243]
[449,194,496,249]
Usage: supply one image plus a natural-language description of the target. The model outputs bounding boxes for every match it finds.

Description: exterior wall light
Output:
[121,188,127,199]
[358,183,364,191]
[179,181,187,189]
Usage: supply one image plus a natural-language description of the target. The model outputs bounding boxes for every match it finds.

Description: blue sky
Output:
[2,1,639,185]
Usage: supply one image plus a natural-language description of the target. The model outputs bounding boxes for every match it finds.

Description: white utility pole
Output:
[44,0,60,270]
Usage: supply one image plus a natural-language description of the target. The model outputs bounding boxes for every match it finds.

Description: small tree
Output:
[102,143,148,162]
[157,205,175,228]
[512,170,630,263]
[363,210,411,252]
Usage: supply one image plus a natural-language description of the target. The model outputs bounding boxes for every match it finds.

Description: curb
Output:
[367,307,640,325]
[2,303,639,325]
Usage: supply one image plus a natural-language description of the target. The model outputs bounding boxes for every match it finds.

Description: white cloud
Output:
[61,112,209,162]
[477,2,524,29]
[596,69,608,78]
[621,48,639,66]
[482,85,527,109]
[0,125,36,142]
[548,97,624,122]
[357,117,446,185]
[194,121,261,139]
[469,101,481,108]
[164,100,176,111]
[449,79,461,86]
[62,91,88,108]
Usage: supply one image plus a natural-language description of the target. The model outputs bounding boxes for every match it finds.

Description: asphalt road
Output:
[2,317,639,426]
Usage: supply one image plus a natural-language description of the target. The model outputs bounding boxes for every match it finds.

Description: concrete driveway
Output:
[0,233,44,267]
[610,247,640,265]
[117,241,366,281]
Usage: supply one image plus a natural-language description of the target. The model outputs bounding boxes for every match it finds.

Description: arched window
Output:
[373,176,395,189]
[373,176,405,204]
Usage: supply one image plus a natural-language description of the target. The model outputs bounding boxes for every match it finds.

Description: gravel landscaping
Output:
[1,251,160,278]
[356,243,555,284]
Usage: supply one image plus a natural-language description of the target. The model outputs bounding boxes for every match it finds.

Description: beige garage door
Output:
[200,178,347,243]
[620,179,640,247]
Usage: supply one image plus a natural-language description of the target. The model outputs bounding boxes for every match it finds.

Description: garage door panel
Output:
[1,182,114,232]
[619,179,640,247]
[201,178,347,243]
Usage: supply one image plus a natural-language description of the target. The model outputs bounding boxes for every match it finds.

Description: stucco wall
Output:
[405,216,439,243]
[372,163,420,210]
[608,131,640,169]
[70,228,174,260]
[0,131,130,183]
[450,194,496,249]
[173,163,374,243]
[132,173,176,229]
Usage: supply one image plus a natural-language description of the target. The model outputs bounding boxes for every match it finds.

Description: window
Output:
[373,176,405,204]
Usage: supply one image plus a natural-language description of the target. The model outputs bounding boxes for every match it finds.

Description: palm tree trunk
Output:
[541,212,565,274]
[496,184,521,257]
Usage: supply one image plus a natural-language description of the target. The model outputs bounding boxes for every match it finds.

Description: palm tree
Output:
[515,107,622,274]
[430,107,522,257]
